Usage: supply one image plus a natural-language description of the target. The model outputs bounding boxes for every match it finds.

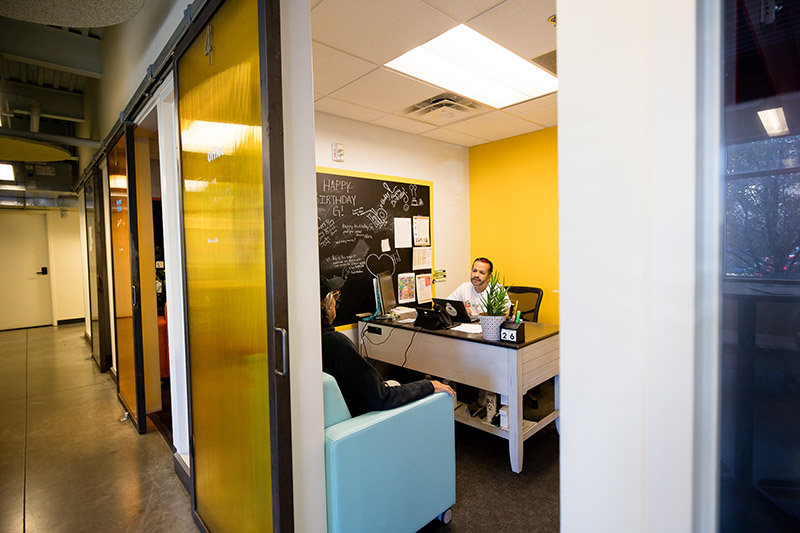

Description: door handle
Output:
[274,327,288,377]
[131,285,138,308]
[36,266,48,275]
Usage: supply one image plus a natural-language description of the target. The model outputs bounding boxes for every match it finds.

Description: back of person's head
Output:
[321,292,335,325]
[473,257,493,275]
[320,275,344,325]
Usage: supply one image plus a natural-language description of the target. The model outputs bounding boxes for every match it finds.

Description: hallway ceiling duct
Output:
[0,136,70,162]
[0,0,144,27]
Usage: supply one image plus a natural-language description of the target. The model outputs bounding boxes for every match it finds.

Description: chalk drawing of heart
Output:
[365,253,396,277]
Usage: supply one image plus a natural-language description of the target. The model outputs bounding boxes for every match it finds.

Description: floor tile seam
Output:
[0,396,28,405]
[25,379,114,402]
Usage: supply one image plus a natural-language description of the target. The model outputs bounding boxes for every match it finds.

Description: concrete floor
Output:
[0,323,197,532]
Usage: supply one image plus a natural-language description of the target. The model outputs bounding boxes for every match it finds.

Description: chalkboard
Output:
[317,171,432,327]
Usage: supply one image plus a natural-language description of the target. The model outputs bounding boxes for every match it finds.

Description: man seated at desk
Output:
[446,257,510,318]
[320,275,454,416]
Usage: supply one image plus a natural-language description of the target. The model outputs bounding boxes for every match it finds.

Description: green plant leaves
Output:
[480,271,510,316]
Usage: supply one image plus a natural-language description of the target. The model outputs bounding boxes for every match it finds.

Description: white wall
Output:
[314,112,471,299]
[559,0,700,531]
[154,77,191,461]
[283,1,327,530]
[46,210,86,321]
[101,158,118,373]
[98,0,191,139]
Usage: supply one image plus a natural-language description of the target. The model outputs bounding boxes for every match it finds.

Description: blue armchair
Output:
[322,372,456,533]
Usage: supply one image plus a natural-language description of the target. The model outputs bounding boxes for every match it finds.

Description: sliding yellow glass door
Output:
[177,0,291,529]
[107,127,148,432]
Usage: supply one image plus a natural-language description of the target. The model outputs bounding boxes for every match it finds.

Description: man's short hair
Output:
[472,257,493,275]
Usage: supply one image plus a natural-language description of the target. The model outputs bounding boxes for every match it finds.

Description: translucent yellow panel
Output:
[178,0,271,529]
[107,138,137,418]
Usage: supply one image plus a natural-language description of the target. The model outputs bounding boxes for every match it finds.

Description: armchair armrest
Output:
[325,392,456,533]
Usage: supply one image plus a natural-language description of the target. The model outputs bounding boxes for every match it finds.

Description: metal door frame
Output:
[86,166,114,372]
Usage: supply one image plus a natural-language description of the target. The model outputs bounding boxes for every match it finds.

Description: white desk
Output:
[357,320,559,473]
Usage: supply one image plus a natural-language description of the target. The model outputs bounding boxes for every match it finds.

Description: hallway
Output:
[0,324,197,532]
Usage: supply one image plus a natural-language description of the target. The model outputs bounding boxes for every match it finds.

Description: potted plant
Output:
[478,271,510,341]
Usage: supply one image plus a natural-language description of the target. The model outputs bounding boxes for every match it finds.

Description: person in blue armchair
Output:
[320,275,454,417]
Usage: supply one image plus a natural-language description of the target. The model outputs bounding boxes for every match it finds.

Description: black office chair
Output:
[507,286,544,323]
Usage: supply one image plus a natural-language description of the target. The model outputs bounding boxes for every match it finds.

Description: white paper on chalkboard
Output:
[394,217,412,248]
[412,246,432,270]
[416,273,433,303]
[381,238,390,252]
[413,216,430,246]
[397,272,416,304]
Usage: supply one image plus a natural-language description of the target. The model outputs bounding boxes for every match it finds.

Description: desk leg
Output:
[508,350,523,473]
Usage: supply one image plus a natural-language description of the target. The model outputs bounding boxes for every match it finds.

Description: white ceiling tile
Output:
[312,42,377,95]
[509,103,557,127]
[421,128,487,147]
[370,114,437,135]
[330,68,444,114]
[447,110,538,138]
[423,0,504,22]
[310,0,556,144]
[311,0,458,65]
[481,122,544,141]
[468,0,556,61]
[315,97,387,123]
[504,92,557,114]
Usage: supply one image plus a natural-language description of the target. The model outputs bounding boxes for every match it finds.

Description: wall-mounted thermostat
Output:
[331,143,345,162]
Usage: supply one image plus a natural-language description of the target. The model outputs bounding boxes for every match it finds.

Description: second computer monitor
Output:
[377,271,397,315]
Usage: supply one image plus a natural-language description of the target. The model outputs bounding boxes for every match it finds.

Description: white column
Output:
[281,0,328,531]
[559,0,703,531]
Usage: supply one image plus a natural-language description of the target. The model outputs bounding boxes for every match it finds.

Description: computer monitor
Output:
[377,271,397,315]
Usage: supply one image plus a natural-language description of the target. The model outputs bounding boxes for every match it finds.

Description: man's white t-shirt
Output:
[446,282,510,316]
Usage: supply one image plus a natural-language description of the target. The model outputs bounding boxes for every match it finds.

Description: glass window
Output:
[719,1,800,530]
[724,151,800,279]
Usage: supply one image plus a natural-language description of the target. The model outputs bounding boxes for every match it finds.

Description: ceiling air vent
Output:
[402,93,489,126]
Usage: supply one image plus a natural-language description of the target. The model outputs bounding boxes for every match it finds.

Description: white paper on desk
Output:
[394,218,412,248]
[451,323,482,334]
[412,246,432,270]
[413,216,430,246]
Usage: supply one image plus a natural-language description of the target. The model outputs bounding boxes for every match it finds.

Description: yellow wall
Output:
[469,126,559,325]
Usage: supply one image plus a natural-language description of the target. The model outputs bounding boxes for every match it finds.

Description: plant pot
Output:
[478,314,505,341]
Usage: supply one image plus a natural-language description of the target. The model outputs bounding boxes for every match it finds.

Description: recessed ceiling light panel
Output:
[757,107,789,137]
[0,164,15,182]
[386,25,558,109]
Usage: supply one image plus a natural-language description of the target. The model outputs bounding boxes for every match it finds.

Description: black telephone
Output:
[414,303,455,330]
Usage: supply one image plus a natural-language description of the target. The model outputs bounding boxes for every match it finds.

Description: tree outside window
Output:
[725,135,800,279]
